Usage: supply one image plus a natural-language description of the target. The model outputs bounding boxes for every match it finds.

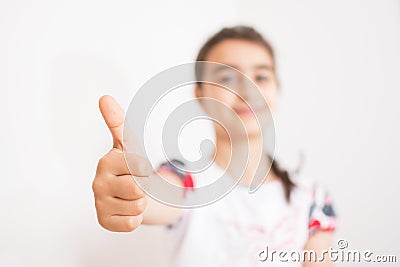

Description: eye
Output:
[255,75,269,83]
[218,75,236,84]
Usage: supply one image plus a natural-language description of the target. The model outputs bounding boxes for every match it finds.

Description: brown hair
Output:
[196,25,295,202]
[196,25,275,63]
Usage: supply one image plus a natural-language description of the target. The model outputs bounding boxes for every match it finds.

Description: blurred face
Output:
[195,39,279,139]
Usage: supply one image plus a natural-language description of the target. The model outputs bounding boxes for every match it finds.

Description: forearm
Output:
[303,232,334,267]
[142,196,183,225]
[141,170,184,225]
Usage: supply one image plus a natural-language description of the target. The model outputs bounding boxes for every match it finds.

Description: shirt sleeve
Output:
[308,185,337,236]
[156,159,194,197]
[156,159,194,230]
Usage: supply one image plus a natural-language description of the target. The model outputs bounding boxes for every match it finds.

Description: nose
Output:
[234,75,259,104]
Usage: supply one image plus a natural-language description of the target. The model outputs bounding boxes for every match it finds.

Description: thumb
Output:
[99,95,124,150]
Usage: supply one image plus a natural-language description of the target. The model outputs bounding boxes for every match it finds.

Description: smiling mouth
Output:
[234,105,264,116]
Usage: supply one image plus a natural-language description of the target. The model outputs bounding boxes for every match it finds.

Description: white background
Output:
[1,0,399,266]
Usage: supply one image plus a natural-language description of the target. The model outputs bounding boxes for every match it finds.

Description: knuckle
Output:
[128,154,152,176]
[125,216,143,232]
[93,197,105,212]
[92,178,105,195]
[136,158,152,176]
[124,220,136,232]
[134,197,147,214]
[97,155,109,172]
[97,156,106,168]
[132,184,145,198]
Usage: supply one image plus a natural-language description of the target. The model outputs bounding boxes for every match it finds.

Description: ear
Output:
[194,85,202,99]
[195,85,207,111]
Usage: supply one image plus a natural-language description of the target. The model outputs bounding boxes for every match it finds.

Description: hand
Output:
[92,95,152,232]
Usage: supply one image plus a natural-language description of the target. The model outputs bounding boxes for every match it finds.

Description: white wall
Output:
[1,0,399,266]
[237,1,400,265]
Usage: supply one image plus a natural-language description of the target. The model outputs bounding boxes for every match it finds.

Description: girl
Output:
[93,26,336,267]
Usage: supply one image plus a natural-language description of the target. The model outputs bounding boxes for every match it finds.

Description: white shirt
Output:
[162,163,321,267]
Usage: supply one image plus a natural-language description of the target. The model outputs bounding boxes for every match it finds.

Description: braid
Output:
[268,155,296,202]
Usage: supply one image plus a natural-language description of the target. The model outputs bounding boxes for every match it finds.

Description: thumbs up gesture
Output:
[92,95,152,232]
